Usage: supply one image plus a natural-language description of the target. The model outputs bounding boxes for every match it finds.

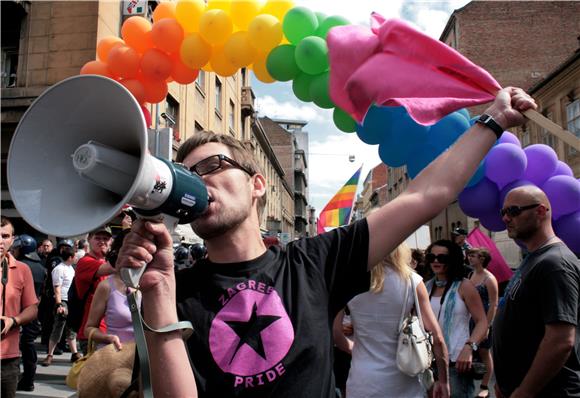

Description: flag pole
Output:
[523,109,580,151]
[346,164,363,225]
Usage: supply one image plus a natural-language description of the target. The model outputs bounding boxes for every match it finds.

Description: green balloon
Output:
[316,15,350,39]
[309,72,334,109]
[283,7,318,45]
[266,45,300,82]
[295,36,328,75]
[292,73,315,102]
[315,12,326,26]
[333,107,356,133]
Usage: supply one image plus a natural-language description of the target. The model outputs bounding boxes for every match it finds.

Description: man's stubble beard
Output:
[192,205,250,240]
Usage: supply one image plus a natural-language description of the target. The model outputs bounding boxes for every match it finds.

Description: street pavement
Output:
[16,346,77,398]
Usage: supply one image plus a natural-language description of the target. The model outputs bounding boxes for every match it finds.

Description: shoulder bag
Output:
[396,275,434,377]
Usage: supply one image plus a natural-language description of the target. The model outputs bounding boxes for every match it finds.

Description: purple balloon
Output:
[498,131,521,147]
[485,143,527,187]
[553,161,574,177]
[542,175,580,220]
[554,210,580,254]
[499,180,536,207]
[479,208,506,232]
[522,144,558,186]
[458,178,499,218]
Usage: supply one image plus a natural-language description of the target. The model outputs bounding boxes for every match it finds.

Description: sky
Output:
[251,0,470,216]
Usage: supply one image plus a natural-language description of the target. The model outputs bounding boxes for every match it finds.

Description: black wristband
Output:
[476,114,504,139]
[10,316,18,329]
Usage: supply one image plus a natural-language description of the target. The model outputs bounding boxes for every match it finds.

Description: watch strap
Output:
[476,113,504,139]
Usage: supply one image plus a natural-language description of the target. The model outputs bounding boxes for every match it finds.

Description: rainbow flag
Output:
[317,167,362,233]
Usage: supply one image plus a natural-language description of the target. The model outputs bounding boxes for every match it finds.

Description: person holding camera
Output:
[41,246,81,366]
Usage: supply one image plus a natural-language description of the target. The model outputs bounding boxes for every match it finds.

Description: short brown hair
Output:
[470,247,492,268]
[176,131,267,215]
[1,216,14,235]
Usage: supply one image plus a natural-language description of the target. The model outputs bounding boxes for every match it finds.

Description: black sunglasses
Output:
[500,203,541,218]
[189,154,254,177]
[426,253,450,264]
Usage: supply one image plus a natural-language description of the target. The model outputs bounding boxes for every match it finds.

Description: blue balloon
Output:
[457,108,470,121]
[356,105,390,145]
[466,160,486,188]
[377,107,429,167]
[428,111,471,153]
[479,208,506,232]
[406,143,442,179]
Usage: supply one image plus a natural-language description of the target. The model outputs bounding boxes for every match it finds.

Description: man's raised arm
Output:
[366,87,537,267]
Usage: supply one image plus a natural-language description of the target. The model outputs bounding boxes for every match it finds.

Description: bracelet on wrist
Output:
[10,317,19,329]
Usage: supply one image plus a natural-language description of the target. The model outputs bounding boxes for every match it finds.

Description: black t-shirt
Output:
[493,242,580,397]
[176,219,370,397]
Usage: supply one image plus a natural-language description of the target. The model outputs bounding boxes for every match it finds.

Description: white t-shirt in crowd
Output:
[52,262,75,301]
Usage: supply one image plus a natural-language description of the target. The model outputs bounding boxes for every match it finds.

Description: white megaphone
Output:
[7,75,208,287]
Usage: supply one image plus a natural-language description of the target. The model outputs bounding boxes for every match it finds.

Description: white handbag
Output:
[396,275,434,378]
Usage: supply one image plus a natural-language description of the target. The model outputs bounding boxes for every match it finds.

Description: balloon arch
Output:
[79,0,580,252]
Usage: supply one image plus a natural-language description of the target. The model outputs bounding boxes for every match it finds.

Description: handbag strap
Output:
[398,274,411,331]
[410,275,426,331]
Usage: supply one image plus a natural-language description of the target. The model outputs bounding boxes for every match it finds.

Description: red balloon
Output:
[141,48,173,81]
[141,105,152,127]
[141,78,169,103]
[108,45,141,79]
[80,60,113,78]
[120,79,146,104]
[171,55,199,84]
[151,18,184,54]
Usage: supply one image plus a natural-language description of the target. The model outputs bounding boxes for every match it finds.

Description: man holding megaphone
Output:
[115,87,536,398]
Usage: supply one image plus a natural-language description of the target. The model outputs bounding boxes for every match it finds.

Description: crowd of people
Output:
[1,87,579,398]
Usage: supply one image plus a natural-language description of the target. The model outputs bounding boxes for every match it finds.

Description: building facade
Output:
[0,1,290,241]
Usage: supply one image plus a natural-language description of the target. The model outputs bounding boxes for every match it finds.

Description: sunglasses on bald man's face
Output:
[500,203,541,218]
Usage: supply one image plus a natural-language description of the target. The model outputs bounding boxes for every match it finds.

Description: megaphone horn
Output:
[7,75,208,287]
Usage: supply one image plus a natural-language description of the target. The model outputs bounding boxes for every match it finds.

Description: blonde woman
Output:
[334,242,450,398]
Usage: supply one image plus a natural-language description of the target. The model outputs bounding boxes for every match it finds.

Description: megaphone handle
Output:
[120,214,180,289]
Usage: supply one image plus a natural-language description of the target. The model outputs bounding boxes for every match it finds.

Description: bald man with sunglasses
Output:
[493,186,580,398]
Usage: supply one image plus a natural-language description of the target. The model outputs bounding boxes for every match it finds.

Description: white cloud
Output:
[255,95,329,123]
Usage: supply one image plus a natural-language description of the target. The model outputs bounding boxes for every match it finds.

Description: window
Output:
[521,126,530,147]
[541,112,555,149]
[166,95,180,141]
[567,99,580,154]
[196,71,205,93]
[1,2,26,88]
[229,100,235,132]
[194,122,204,134]
[215,77,222,115]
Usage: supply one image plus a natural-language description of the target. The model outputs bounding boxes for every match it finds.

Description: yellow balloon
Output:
[223,31,256,68]
[175,0,205,32]
[200,9,233,45]
[252,53,275,83]
[248,14,282,52]
[230,0,261,30]
[180,33,212,69]
[210,45,238,77]
[260,0,294,22]
[207,0,231,13]
[201,62,213,72]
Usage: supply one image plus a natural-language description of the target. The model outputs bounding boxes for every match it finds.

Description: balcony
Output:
[241,86,255,117]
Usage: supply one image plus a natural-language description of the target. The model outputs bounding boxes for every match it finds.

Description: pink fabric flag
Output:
[327,13,502,125]
[466,227,514,283]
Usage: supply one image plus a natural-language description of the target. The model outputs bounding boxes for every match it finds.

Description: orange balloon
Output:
[210,46,238,77]
[171,55,199,84]
[141,78,169,103]
[141,48,173,81]
[97,37,125,62]
[151,19,184,54]
[121,16,153,53]
[80,60,113,78]
[252,53,274,83]
[153,2,177,22]
[108,45,141,79]
[121,79,146,104]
